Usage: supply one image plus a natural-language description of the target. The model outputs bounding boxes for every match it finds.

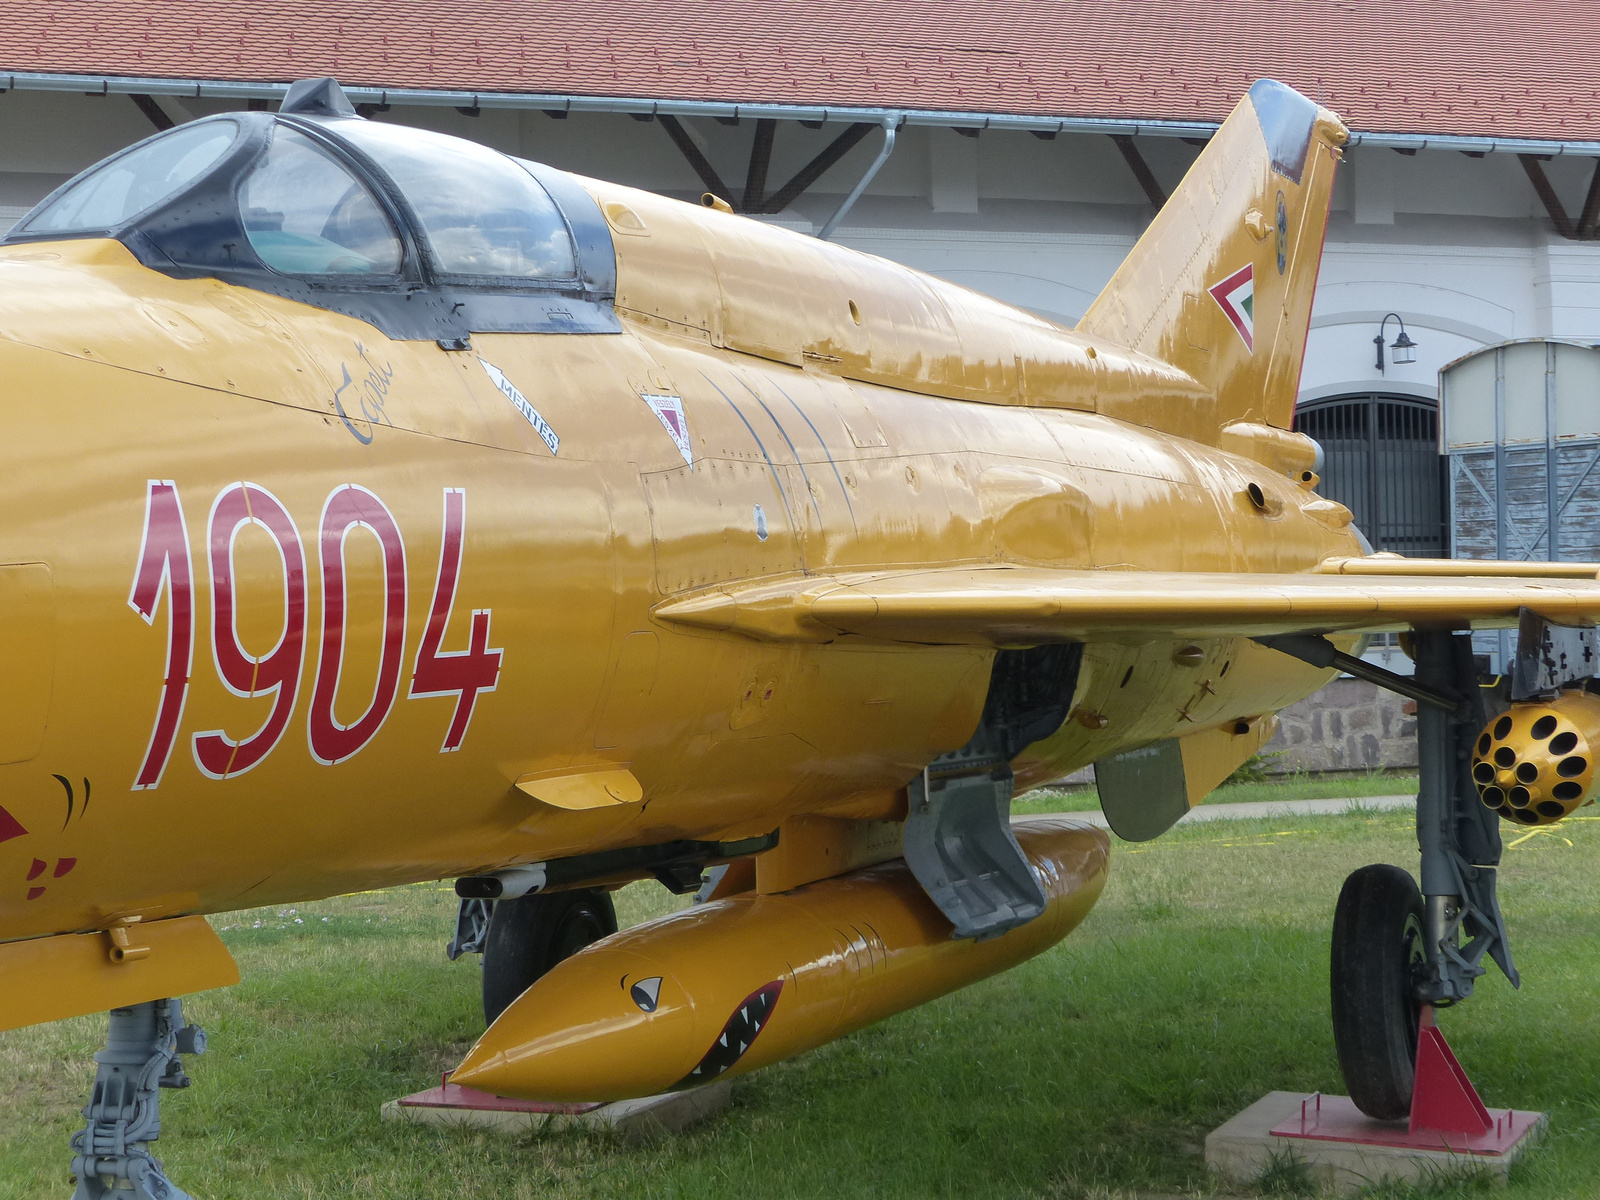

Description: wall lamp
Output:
[1374,313,1417,373]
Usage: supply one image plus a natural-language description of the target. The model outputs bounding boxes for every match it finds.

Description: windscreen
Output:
[330,120,576,281]
[240,127,402,275]
[21,120,239,234]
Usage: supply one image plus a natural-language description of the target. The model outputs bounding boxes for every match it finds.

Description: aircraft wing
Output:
[654,559,1600,646]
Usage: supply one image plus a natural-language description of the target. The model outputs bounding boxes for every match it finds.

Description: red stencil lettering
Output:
[409,489,502,752]
[129,480,194,790]
[308,485,408,765]
[193,484,308,779]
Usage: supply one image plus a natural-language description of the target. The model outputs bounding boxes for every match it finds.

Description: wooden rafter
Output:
[659,114,736,208]
[660,116,877,214]
[742,119,777,213]
[1578,162,1600,239]
[1110,134,1167,209]
[759,122,873,214]
[129,94,173,132]
[1519,154,1578,240]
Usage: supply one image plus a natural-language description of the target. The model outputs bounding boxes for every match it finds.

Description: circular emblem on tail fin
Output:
[1276,191,1288,275]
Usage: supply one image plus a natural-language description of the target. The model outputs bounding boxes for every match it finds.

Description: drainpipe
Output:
[818,116,900,240]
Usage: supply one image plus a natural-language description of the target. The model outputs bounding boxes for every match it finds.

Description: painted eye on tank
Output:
[629,976,663,1013]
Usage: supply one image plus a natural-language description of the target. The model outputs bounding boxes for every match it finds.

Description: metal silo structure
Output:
[1441,338,1600,671]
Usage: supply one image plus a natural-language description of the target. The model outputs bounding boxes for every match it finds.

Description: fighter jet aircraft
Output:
[2,75,1597,1198]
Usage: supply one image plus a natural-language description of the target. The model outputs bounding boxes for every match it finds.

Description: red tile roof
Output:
[2,1,1596,142]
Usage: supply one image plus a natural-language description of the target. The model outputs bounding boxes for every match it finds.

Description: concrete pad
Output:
[1207,1091,1546,1195]
[382,1079,731,1144]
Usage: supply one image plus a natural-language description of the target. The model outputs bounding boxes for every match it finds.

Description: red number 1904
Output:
[129,482,502,790]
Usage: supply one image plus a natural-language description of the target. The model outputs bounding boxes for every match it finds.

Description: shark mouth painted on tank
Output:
[672,980,783,1089]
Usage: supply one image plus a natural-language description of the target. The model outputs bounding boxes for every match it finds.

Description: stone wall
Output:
[1049,681,1427,793]
[1263,678,1417,773]
[1048,677,1418,788]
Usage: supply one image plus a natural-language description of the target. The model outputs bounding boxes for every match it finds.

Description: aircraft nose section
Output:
[450,947,700,1102]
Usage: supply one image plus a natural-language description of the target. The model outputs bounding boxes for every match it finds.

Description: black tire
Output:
[482,888,617,1026]
[1330,863,1426,1120]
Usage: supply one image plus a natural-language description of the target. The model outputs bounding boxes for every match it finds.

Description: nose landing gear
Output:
[70,997,207,1200]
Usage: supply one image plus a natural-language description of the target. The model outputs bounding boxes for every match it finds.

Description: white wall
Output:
[3,91,1594,403]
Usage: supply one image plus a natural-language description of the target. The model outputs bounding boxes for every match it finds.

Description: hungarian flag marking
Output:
[1208,263,1255,352]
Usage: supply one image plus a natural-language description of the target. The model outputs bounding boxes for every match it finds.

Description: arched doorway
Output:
[1294,393,1445,556]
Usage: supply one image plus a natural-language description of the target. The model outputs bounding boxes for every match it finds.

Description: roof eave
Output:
[5,70,1598,158]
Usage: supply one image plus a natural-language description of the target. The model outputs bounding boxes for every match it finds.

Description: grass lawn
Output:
[4,807,1594,1199]
[1013,771,1420,816]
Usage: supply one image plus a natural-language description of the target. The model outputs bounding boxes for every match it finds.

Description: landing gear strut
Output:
[1328,631,1516,1117]
[1262,629,1517,1118]
[70,998,207,1200]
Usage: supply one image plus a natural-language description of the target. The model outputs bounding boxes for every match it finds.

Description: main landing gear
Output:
[1265,630,1517,1120]
[481,889,618,1024]
[70,998,208,1200]
[452,888,619,1024]
[1329,864,1427,1118]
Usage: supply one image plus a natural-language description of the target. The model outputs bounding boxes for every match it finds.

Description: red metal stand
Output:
[1408,1007,1492,1137]
[1271,1009,1540,1155]
[396,1072,602,1116]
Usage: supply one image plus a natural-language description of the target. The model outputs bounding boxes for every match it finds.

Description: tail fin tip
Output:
[1247,79,1322,186]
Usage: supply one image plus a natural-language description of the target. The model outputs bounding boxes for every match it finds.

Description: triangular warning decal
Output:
[643,394,693,468]
[1208,263,1255,352]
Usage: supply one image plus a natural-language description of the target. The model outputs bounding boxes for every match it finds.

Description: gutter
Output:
[4,70,1599,158]
[818,119,898,240]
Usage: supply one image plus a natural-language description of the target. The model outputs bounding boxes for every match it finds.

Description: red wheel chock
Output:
[1267,1007,1541,1154]
[1409,1007,1493,1137]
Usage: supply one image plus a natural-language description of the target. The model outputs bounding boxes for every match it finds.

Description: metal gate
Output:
[1294,393,1445,556]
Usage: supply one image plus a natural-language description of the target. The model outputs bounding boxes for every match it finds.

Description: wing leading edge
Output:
[653,559,1600,646]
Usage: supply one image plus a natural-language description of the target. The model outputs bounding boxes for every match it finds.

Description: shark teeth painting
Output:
[672,981,782,1089]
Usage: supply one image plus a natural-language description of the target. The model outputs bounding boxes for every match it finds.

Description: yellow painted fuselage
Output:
[0,218,1347,945]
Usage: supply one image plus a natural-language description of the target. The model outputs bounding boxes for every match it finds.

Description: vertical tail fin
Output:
[1079,80,1347,434]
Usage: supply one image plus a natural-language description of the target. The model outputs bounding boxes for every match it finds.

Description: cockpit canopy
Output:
[5,79,617,342]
